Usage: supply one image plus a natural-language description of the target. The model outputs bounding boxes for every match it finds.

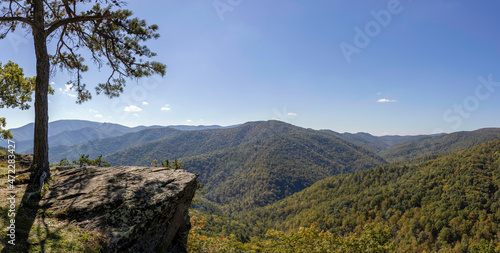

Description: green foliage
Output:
[92,154,111,167]
[108,121,386,212]
[73,154,91,168]
[56,158,72,167]
[161,159,184,170]
[379,128,500,163]
[70,154,110,168]
[0,61,35,139]
[0,118,12,139]
[0,61,36,110]
[264,223,394,253]
[151,158,185,170]
[188,220,395,253]
[0,61,56,139]
[219,139,500,252]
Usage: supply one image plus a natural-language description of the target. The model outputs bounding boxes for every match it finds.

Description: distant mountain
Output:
[9,120,127,142]
[5,120,141,151]
[322,130,420,154]
[167,125,238,131]
[2,119,231,153]
[19,125,145,153]
[106,120,387,211]
[379,128,500,162]
[327,128,500,163]
[48,127,183,164]
[237,138,500,251]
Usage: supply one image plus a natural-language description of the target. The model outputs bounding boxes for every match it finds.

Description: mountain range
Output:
[1,119,231,153]
[234,138,500,251]
[3,119,500,251]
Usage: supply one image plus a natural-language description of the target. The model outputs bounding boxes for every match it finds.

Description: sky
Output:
[1,0,500,136]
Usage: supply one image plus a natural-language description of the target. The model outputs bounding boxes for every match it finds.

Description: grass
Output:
[0,157,105,252]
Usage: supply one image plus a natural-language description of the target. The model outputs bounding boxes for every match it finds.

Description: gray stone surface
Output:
[40,166,198,252]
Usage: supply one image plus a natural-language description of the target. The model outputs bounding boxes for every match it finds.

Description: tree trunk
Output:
[31,0,50,182]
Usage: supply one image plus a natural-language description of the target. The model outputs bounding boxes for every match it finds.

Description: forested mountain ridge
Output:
[182,128,387,212]
[324,130,421,154]
[7,120,137,142]
[328,128,500,163]
[2,119,230,153]
[105,120,387,211]
[380,128,500,162]
[48,127,184,164]
[235,138,500,252]
[104,120,301,166]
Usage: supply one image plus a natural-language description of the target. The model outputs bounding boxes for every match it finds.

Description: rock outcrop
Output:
[0,153,33,167]
[40,166,198,252]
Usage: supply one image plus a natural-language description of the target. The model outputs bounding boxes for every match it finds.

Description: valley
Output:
[4,119,500,252]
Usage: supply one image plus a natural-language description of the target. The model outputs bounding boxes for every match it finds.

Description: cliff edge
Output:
[40,165,198,252]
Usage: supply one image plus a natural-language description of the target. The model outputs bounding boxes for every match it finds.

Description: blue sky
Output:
[1,0,500,135]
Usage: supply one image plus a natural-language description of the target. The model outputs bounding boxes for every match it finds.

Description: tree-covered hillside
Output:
[105,120,387,211]
[48,127,183,164]
[183,128,386,212]
[105,121,299,166]
[380,128,500,162]
[235,139,500,252]
[327,128,500,163]
[324,130,421,154]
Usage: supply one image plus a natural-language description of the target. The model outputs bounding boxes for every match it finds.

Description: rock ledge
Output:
[40,166,198,252]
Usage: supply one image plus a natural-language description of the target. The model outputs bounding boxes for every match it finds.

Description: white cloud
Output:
[160,104,171,111]
[89,109,98,113]
[142,101,149,105]
[65,83,73,91]
[59,83,76,97]
[133,113,139,117]
[95,114,103,118]
[186,119,192,123]
[377,98,397,103]
[287,112,298,116]
[124,105,142,112]
[377,92,382,95]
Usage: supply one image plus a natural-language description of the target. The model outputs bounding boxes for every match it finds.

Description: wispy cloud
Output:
[133,113,139,117]
[95,114,103,118]
[142,101,149,105]
[58,82,77,97]
[377,98,397,103]
[64,83,73,91]
[160,104,171,111]
[287,112,298,116]
[58,83,77,97]
[124,105,142,112]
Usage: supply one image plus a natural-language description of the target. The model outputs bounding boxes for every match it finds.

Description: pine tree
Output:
[0,1,166,186]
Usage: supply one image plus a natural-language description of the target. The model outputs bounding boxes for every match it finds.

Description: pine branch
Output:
[0,16,34,26]
[46,14,110,36]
